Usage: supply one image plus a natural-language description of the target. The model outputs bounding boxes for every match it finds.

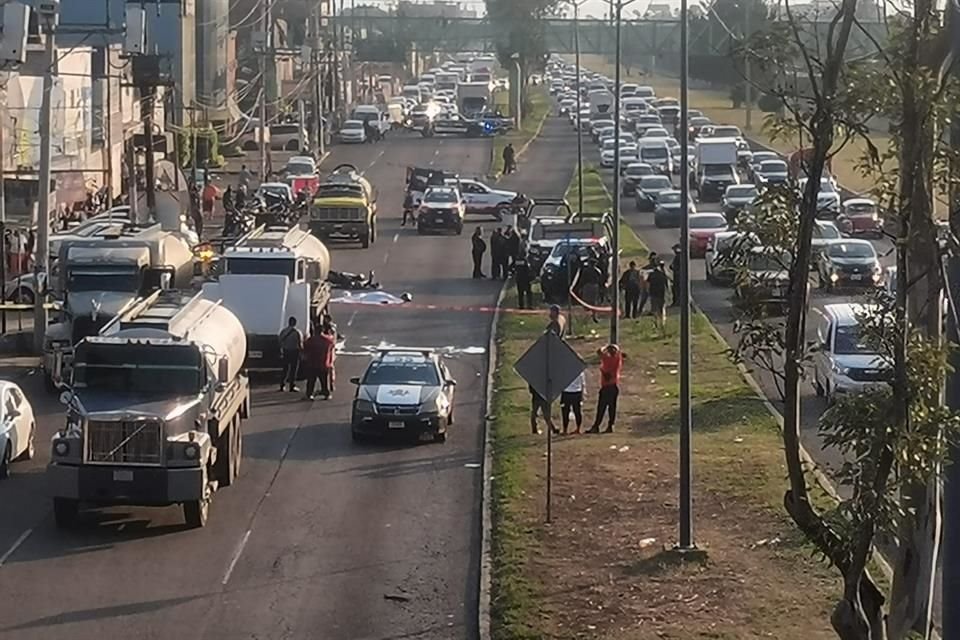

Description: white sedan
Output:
[0,380,35,478]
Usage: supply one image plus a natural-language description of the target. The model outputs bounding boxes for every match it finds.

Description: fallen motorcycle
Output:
[328,269,382,290]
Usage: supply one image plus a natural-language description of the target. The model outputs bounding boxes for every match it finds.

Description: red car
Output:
[837,198,883,238]
[688,213,729,258]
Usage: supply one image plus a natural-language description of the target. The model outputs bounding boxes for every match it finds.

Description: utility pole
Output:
[0,81,7,335]
[678,0,695,550]
[743,0,752,131]
[259,0,271,181]
[142,86,157,214]
[312,1,326,156]
[572,0,584,213]
[34,9,58,355]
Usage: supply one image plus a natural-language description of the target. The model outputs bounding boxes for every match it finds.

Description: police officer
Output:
[471,227,487,279]
[512,253,533,309]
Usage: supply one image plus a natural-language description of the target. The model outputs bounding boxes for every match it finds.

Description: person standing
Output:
[670,243,681,307]
[489,228,504,280]
[647,261,670,334]
[278,317,304,393]
[545,304,567,339]
[239,164,252,190]
[619,260,643,319]
[303,320,336,400]
[512,253,533,309]
[578,255,603,324]
[636,251,658,315]
[202,178,220,220]
[502,143,516,174]
[504,227,521,268]
[560,370,585,434]
[587,344,625,434]
[471,226,487,279]
[529,384,559,435]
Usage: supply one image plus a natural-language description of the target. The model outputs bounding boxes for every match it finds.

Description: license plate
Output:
[249,350,263,359]
[850,274,862,281]
[388,421,405,430]
[113,470,133,482]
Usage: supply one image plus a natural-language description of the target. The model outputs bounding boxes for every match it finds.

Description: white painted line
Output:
[222,529,252,585]
[392,232,399,243]
[347,310,358,327]
[0,528,32,567]
[367,149,385,170]
[382,252,390,264]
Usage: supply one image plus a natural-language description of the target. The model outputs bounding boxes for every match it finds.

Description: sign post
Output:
[514,332,586,523]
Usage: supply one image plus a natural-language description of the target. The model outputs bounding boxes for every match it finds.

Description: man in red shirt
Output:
[587,343,625,434]
[303,320,337,400]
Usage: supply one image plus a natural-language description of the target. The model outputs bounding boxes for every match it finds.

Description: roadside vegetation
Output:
[489,167,840,639]
[492,87,552,177]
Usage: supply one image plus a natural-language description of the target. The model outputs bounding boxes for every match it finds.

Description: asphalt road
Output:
[0,127,570,640]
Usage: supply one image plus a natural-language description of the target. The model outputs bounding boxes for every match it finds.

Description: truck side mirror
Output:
[160,272,172,290]
[218,357,229,382]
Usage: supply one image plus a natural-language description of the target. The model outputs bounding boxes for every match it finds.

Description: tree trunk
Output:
[887,0,943,634]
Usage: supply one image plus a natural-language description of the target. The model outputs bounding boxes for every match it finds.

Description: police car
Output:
[416,186,466,234]
[349,349,456,443]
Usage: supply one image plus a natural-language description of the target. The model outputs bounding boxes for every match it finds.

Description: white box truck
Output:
[695,138,740,201]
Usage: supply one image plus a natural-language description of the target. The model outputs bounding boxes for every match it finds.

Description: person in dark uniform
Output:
[490,228,506,279]
[512,253,533,309]
[504,227,521,268]
[578,254,603,323]
[670,244,681,307]
[471,226,487,279]
[619,260,643,319]
[647,261,670,333]
[502,143,516,174]
[637,251,658,315]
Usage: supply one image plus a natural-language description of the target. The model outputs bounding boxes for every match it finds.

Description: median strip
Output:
[487,166,840,638]
[491,87,552,179]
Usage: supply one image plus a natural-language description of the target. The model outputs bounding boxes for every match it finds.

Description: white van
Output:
[812,303,890,402]
[638,140,672,175]
[402,85,423,103]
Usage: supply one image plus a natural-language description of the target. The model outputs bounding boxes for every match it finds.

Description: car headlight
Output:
[832,363,850,376]
[830,272,839,282]
[354,399,376,414]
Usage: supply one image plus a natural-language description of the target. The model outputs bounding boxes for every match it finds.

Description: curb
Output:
[478,281,508,640]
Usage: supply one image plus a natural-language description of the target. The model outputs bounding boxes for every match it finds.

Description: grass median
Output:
[492,87,552,177]
[571,54,889,198]
[489,166,840,639]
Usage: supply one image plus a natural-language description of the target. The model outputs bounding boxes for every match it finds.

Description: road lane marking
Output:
[0,528,32,567]
[222,529,252,585]
[383,251,390,264]
[367,149,385,170]
[392,232,399,243]
[347,310,358,327]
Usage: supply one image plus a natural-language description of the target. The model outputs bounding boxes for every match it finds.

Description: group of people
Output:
[529,306,626,435]
[277,315,339,401]
[617,247,682,332]
[470,226,524,280]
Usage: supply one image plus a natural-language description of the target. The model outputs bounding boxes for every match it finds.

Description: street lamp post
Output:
[678,0,695,550]
[610,0,637,344]
[569,0,586,213]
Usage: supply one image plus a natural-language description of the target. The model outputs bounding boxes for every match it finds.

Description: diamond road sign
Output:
[514,332,586,404]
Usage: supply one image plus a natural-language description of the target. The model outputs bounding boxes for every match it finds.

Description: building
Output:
[197,0,233,122]
[395,1,478,19]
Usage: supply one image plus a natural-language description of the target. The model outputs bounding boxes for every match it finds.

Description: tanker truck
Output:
[42,223,196,388]
[200,225,331,369]
[48,290,251,529]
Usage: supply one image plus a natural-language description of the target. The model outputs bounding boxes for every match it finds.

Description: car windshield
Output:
[626,165,653,176]
[846,202,877,216]
[816,224,841,239]
[658,192,681,204]
[704,165,734,177]
[227,257,295,279]
[364,360,440,386]
[641,177,672,190]
[727,186,757,198]
[67,268,140,292]
[834,325,877,355]
[641,147,668,160]
[691,215,726,229]
[760,160,787,172]
[829,243,875,258]
[285,162,314,176]
[713,126,741,137]
[425,190,458,203]
[749,251,790,271]
[343,121,363,130]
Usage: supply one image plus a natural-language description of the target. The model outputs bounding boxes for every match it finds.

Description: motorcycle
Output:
[223,206,255,237]
[328,269,381,290]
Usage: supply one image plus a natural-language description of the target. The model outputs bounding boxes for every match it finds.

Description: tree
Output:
[484,0,560,84]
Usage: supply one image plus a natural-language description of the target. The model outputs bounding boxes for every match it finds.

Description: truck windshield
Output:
[704,165,734,177]
[226,258,295,279]
[68,267,140,292]
[74,343,203,395]
[461,97,487,113]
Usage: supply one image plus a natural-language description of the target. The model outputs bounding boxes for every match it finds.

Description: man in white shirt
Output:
[560,370,586,434]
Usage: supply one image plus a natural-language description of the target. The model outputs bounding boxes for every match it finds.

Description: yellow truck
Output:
[309,163,378,248]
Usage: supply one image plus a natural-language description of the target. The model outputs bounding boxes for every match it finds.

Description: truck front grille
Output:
[86,420,163,465]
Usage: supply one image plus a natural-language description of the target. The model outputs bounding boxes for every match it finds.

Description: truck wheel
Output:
[53,497,79,528]
[216,417,241,487]
[183,498,209,528]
